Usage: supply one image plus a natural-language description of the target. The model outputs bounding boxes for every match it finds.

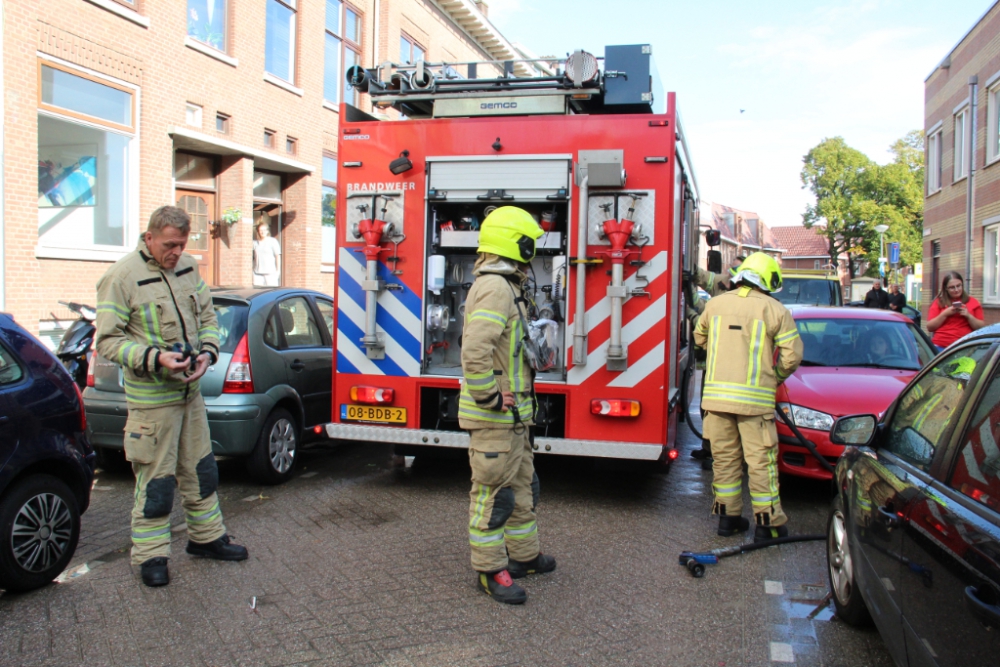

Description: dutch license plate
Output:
[341,404,407,424]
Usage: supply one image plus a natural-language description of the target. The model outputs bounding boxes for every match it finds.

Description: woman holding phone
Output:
[926,271,984,348]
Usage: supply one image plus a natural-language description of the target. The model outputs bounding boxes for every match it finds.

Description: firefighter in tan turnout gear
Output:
[95,206,248,587]
[693,252,803,541]
[460,206,556,604]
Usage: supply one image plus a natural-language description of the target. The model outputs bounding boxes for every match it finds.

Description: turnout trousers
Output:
[467,427,541,573]
[704,411,788,527]
[123,394,227,565]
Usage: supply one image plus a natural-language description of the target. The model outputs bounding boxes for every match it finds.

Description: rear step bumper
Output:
[323,423,664,460]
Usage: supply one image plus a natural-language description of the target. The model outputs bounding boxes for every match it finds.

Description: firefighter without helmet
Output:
[477,206,544,263]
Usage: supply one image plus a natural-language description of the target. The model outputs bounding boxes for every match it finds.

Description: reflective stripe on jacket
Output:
[693,285,803,416]
[458,253,534,429]
[95,240,219,408]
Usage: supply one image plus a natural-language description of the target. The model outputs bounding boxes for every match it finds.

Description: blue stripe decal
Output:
[336,350,360,375]
[337,269,421,362]
[337,314,407,376]
[346,248,422,318]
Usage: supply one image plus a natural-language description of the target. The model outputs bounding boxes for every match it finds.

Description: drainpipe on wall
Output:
[967,75,978,287]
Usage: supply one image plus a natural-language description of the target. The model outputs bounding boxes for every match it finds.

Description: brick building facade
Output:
[2,0,519,345]
[696,200,782,271]
[924,0,1000,324]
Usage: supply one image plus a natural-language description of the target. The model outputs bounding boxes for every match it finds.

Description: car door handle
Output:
[289,360,306,371]
[876,506,903,529]
[965,585,1000,630]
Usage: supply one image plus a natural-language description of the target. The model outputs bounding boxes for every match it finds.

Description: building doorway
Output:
[174,152,219,283]
[253,170,284,286]
[175,189,216,282]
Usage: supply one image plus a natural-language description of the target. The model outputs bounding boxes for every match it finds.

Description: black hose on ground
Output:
[735,534,826,553]
[774,407,837,474]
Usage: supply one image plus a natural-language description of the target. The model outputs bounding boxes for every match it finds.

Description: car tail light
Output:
[591,399,640,417]
[72,381,87,432]
[351,385,394,404]
[222,333,254,394]
[86,358,95,388]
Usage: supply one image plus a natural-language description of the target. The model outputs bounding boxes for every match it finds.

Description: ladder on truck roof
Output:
[345,45,662,119]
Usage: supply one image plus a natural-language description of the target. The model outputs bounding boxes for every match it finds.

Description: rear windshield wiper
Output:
[798,360,825,367]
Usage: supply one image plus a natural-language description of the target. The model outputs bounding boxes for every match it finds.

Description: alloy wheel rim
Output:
[12,492,73,573]
[828,510,853,604]
[269,418,297,473]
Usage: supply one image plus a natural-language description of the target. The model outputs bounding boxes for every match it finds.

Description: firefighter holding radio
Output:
[693,252,803,541]
[459,206,557,605]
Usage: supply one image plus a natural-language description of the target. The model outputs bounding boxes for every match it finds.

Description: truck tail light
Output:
[222,333,254,394]
[591,399,640,417]
[351,385,394,404]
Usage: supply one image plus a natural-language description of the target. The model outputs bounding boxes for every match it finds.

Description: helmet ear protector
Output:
[517,235,535,262]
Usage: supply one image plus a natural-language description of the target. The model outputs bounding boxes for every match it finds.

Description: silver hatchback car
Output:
[84,287,334,485]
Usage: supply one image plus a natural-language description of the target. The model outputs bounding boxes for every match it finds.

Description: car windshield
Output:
[213,299,249,354]
[795,318,936,370]
[774,278,839,306]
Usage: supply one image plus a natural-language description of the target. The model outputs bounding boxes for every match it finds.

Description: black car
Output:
[0,313,95,592]
[826,323,1000,665]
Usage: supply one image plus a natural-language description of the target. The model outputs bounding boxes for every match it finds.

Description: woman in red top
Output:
[927,271,985,348]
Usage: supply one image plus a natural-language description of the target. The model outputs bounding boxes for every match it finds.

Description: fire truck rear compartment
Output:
[418,386,566,437]
[422,159,571,381]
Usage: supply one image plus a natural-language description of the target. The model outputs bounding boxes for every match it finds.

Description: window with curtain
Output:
[266,0,297,83]
[187,0,227,52]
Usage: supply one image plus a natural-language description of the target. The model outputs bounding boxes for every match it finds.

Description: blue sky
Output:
[484,0,995,227]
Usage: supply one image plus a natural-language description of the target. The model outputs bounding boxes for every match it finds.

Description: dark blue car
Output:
[0,313,94,592]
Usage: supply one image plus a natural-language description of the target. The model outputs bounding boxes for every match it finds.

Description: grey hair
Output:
[147,205,191,234]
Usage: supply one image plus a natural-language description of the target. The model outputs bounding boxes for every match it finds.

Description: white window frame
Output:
[927,124,942,194]
[989,80,1000,165]
[955,105,970,182]
[265,0,297,84]
[35,55,140,262]
[984,219,1000,304]
[185,102,203,128]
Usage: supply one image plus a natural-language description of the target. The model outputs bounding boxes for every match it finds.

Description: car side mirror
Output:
[707,250,722,274]
[830,414,878,446]
[705,230,721,247]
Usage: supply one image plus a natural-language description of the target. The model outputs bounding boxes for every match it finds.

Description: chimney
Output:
[474,0,489,17]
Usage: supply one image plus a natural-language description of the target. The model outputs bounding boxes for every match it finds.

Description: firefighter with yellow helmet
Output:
[693,252,803,541]
[460,206,556,604]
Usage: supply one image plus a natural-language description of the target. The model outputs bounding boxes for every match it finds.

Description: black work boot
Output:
[754,525,789,543]
[477,569,527,604]
[690,439,713,460]
[140,557,169,587]
[717,515,750,537]
[507,553,557,579]
[186,534,249,561]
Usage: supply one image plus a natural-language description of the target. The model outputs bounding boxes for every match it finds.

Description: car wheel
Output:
[247,408,298,485]
[827,494,872,626]
[0,474,80,593]
[94,446,131,475]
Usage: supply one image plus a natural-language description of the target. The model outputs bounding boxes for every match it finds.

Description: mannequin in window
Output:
[253,216,281,286]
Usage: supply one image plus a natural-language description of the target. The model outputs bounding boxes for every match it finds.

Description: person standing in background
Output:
[927,271,984,348]
[887,283,907,312]
[864,280,889,309]
[253,216,281,286]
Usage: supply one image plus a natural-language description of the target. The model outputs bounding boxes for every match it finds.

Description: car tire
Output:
[247,408,298,485]
[827,494,872,626]
[94,446,131,475]
[0,474,81,593]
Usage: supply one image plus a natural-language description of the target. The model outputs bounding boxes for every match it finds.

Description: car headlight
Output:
[776,402,835,432]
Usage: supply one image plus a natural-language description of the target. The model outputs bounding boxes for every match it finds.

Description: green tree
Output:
[800,132,924,281]
[800,137,876,280]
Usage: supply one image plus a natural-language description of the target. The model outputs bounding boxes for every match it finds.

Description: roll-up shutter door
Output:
[428,157,571,201]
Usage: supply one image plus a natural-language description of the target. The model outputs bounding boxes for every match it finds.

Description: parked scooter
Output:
[55,301,96,389]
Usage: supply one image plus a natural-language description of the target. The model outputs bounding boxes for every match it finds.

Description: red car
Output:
[775,306,937,479]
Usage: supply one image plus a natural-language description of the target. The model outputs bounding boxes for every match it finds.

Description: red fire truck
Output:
[324,45,701,468]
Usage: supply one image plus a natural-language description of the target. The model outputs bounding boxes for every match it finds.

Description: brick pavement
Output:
[0,417,893,666]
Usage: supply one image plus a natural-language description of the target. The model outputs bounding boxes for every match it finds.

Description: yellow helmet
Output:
[734,252,783,293]
[477,206,544,262]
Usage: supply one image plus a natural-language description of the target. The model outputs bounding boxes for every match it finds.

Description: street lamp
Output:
[874,224,889,284]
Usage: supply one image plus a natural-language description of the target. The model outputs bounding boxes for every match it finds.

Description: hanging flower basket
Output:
[221,207,242,226]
